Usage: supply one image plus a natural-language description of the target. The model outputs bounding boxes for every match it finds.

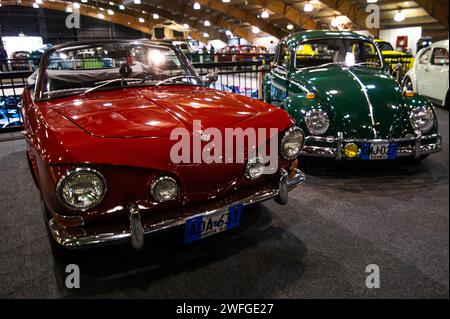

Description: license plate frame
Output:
[360,142,398,160]
[184,204,243,244]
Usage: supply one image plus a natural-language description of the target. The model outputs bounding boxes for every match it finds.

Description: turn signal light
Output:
[306,92,316,100]
[404,91,414,97]
[344,143,359,159]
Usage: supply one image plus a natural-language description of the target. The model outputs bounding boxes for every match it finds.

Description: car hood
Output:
[295,67,408,139]
[50,86,274,138]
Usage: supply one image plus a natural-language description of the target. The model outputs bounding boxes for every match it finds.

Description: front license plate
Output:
[360,142,398,160]
[185,204,243,244]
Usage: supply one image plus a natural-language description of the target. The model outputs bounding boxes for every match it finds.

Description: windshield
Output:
[377,41,395,51]
[295,38,383,69]
[38,41,200,100]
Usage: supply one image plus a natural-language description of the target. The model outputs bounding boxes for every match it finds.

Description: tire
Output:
[444,90,449,109]
[403,76,414,92]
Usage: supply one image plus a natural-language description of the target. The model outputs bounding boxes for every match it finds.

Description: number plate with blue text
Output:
[185,204,243,244]
[360,142,398,160]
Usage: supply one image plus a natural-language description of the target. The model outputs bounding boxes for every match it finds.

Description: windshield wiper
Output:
[83,78,143,95]
[155,75,202,87]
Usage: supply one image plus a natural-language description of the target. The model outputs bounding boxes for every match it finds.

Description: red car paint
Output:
[22,85,297,240]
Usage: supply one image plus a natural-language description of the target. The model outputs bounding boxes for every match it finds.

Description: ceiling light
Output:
[133,0,141,4]
[367,0,378,3]
[183,23,190,29]
[204,20,211,27]
[139,17,145,23]
[203,32,209,38]
[119,5,125,10]
[394,11,406,22]
[252,26,260,34]
[73,3,80,9]
[107,9,114,15]
[109,1,114,5]
[193,2,201,10]
[81,0,88,3]
[98,13,105,19]
[287,23,294,30]
[32,3,39,8]
[153,13,159,19]
[331,17,339,27]
[35,0,43,4]
[261,10,269,19]
[222,0,230,2]
[304,2,313,12]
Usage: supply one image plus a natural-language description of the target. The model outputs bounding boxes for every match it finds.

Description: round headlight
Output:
[305,109,330,135]
[56,168,106,210]
[281,127,304,160]
[246,157,264,179]
[410,107,434,133]
[151,176,178,202]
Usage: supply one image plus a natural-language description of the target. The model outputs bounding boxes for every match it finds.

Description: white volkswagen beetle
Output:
[403,40,449,108]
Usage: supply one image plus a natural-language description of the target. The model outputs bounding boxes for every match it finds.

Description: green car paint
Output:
[263,31,441,160]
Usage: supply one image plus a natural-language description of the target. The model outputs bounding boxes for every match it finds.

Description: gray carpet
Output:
[0,108,448,299]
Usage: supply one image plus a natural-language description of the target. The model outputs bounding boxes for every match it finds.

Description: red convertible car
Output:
[22,40,305,251]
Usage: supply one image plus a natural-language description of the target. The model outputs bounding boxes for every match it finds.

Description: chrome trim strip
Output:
[48,169,306,249]
[305,133,440,144]
[346,69,378,138]
[300,134,441,159]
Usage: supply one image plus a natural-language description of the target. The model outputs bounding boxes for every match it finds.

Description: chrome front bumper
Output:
[48,168,305,250]
[301,132,442,160]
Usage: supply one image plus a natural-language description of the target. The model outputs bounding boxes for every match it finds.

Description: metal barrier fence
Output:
[0,55,273,133]
[382,54,414,82]
[0,71,32,132]
[0,52,413,134]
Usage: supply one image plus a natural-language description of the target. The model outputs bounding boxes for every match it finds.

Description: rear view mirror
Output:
[204,72,218,86]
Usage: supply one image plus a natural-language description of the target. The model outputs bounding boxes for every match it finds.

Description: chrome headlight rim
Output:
[305,109,330,135]
[150,176,179,203]
[410,107,434,133]
[281,126,305,160]
[56,167,107,211]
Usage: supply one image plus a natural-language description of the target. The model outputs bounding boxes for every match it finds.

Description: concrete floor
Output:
[0,108,448,299]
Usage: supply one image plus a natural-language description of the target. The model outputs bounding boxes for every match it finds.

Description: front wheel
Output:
[403,76,414,93]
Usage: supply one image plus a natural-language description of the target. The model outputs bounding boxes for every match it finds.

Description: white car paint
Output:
[404,40,449,107]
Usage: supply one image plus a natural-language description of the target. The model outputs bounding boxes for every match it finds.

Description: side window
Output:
[431,47,449,66]
[276,45,290,69]
[419,48,432,65]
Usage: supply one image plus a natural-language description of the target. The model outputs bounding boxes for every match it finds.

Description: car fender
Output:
[280,94,328,133]
[404,93,439,133]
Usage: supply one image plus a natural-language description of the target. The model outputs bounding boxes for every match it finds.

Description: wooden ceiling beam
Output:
[195,0,287,39]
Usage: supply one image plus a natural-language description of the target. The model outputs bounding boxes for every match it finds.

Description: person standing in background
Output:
[268,40,277,54]
[0,43,9,72]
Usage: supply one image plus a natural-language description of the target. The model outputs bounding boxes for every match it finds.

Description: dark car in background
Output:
[10,51,31,71]
[30,44,53,69]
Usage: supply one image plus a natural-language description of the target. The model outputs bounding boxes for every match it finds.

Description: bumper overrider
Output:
[47,168,305,250]
[301,132,442,160]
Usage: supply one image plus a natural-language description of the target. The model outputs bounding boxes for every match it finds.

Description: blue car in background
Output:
[0,108,22,129]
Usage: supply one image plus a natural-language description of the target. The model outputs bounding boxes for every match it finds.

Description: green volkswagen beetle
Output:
[263,31,442,160]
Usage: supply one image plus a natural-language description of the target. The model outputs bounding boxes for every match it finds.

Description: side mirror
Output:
[204,72,218,86]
